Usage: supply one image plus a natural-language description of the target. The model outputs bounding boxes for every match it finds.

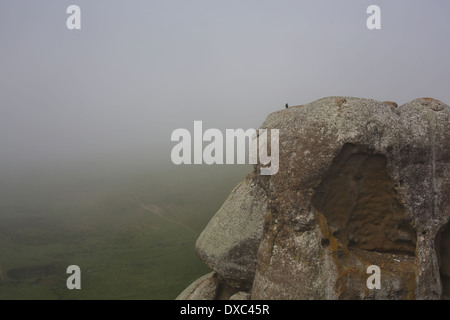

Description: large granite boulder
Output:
[195,172,267,290]
[180,96,450,300]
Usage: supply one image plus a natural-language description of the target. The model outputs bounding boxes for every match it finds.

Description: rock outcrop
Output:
[179,96,450,300]
[195,173,267,290]
[176,272,219,300]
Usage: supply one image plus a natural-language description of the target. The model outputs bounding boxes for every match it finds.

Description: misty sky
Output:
[1,0,449,172]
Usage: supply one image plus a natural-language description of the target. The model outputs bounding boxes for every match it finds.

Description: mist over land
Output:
[0,152,250,299]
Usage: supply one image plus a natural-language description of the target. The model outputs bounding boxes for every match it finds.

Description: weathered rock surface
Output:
[176,272,219,300]
[229,291,251,300]
[176,271,239,300]
[195,172,267,290]
[180,97,450,300]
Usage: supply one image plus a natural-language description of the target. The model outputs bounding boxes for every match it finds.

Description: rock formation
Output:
[176,96,450,300]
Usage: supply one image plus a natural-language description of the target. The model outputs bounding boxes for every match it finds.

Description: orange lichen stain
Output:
[383,101,398,108]
[335,98,348,108]
[317,213,339,254]
[316,212,417,299]
[317,212,356,297]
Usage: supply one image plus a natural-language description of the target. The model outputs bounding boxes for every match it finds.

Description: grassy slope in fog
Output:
[0,161,250,299]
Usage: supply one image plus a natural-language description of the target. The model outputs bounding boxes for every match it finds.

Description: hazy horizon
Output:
[1,1,450,173]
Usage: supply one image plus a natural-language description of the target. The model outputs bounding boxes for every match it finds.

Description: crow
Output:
[285,103,289,109]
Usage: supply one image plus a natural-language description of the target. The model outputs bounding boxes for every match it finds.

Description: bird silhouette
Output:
[285,103,288,109]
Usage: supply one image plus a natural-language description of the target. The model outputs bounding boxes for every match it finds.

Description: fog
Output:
[1,0,449,173]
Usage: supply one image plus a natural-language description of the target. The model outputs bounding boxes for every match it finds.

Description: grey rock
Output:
[229,291,251,300]
[195,172,267,290]
[176,271,219,300]
[251,97,450,299]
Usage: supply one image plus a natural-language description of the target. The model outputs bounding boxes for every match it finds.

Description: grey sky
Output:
[1,0,449,171]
